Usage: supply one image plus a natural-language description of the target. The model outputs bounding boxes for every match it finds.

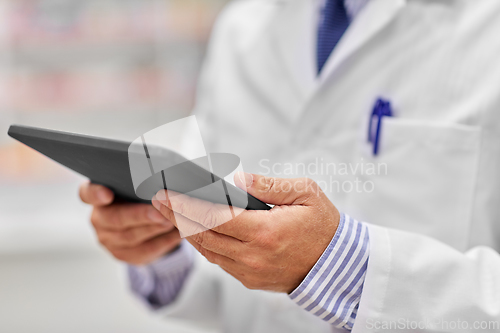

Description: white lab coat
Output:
[157,0,500,332]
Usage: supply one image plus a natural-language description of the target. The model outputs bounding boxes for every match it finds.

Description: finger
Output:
[92,203,169,230]
[157,190,234,228]
[154,191,256,240]
[98,223,175,248]
[235,173,320,206]
[79,181,114,206]
[154,197,209,237]
[112,229,181,265]
[187,229,244,260]
[186,237,237,270]
[155,190,231,229]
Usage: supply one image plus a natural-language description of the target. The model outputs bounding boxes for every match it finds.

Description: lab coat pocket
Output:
[346,118,481,250]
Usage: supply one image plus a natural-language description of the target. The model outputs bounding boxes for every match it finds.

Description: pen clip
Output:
[368,98,393,156]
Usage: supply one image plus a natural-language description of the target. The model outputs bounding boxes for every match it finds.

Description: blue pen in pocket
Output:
[368,98,393,156]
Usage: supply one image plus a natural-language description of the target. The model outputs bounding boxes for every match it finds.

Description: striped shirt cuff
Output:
[289,213,370,330]
[128,240,194,309]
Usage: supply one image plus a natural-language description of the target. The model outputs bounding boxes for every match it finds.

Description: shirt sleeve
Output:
[127,240,195,309]
[289,213,370,331]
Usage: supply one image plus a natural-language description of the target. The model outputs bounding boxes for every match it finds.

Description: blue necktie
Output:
[317,0,350,74]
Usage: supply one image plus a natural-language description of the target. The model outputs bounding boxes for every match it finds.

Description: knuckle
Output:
[205,253,217,264]
[241,280,253,289]
[242,278,261,290]
[108,210,123,228]
[254,230,275,249]
[120,229,137,245]
[244,257,264,272]
[199,247,216,264]
[268,231,280,247]
[191,232,205,247]
[263,177,294,195]
[197,245,208,258]
[127,205,142,223]
[304,177,319,194]
[260,177,276,193]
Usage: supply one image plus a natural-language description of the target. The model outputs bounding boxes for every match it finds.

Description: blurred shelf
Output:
[11,104,170,115]
[7,108,189,140]
[2,40,205,70]
[1,68,198,112]
[4,0,225,49]
[6,100,195,115]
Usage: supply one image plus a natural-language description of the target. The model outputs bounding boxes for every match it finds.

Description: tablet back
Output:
[7,125,271,210]
[8,124,146,204]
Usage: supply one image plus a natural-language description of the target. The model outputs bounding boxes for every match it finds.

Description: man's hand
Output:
[79,181,182,265]
[153,173,340,293]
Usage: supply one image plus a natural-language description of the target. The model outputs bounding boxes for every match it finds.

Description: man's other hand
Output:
[79,182,182,265]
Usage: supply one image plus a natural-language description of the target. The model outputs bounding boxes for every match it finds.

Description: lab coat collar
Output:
[271,0,407,100]
[318,0,407,84]
[293,0,407,141]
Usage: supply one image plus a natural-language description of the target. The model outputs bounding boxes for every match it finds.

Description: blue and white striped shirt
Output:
[128,240,194,309]
[290,214,369,330]
[128,213,370,331]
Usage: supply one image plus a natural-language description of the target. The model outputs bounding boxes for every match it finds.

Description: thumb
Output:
[234,172,320,206]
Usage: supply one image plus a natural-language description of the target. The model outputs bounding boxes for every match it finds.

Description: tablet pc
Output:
[7,124,271,211]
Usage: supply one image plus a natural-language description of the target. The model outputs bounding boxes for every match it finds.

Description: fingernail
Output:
[243,173,253,188]
[148,207,166,223]
[156,190,167,202]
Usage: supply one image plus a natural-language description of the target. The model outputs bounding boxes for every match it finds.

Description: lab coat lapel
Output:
[271,0,318,100]
[291,0,407,141]
[235,0,316,123]
[318,0,407,84]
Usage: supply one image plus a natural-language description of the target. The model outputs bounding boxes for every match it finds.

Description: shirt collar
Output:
[345,0,370,19]
[319,0,370,20]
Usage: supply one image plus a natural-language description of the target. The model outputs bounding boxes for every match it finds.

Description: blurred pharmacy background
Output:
[0,0,227,332]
